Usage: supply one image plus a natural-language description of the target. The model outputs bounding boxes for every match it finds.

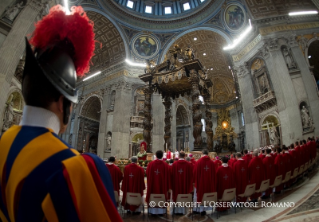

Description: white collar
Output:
[238,158,244,160]
[222,163,228,167]
[285,151,289,153]
[266,154,271,157]
[20,105,60,134]
[179,158,184,160]
[107,163,114,165]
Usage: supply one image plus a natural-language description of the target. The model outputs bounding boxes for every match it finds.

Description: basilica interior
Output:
[1,0,319,221]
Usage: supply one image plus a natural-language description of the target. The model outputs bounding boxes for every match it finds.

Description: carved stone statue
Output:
[282,47,296,70]
[3,2,24,22]
[106,134,112,150]
[301,106,314,129]
[269,126,279,145]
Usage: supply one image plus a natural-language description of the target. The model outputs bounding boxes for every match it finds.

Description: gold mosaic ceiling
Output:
[168,30,236,104]
[86,11,126,74]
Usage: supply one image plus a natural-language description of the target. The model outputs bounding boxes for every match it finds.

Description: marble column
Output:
[235,65,260,149]
[264,38,303,144]
[163,97,172,151]
[97,89,109,159]
[0,0,46,129]
[111,81,132,158]
[152,92,165,151]
[290,36,319,135]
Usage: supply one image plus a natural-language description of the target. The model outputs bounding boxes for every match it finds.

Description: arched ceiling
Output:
[86,11,126,74]
[308,40,319,82]
[81,96,101,121]
[167,30,236,104]
[245,0,316,20]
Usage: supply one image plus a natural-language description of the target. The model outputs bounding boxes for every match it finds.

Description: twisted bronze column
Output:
[163,96,172,151]
[143,87,153,152]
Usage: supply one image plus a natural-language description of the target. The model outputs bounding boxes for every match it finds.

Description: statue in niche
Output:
[105,133,112,151]
[269,126,280,145]
[3,2,24,22]
[282,46,296,70]
[257,73,270,95]
[301,106,314,129]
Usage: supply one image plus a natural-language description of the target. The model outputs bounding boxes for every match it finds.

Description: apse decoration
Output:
[224,4,245,31]
[132,34,159,58]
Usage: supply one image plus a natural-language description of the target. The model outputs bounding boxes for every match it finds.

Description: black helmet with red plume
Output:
[23,5,95,104]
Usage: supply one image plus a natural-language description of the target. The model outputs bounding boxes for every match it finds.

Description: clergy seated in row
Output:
[233,153,248,202]
[216,157,235,212]
[121,156,145,214]
[193,149,216,215]
[259,148,266,160]
[282,145,293,189]
[106,156,123,204]
[274,148,285,193]
[137,142,147,161]
[262,149,276,199]
[146,150,170,216]
[171,151,193,215]
[248,151,265,202]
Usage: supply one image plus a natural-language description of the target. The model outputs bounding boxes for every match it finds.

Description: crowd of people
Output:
[107,137,318,216]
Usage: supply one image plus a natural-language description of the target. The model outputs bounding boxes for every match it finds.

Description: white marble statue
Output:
[301,106,313,129]
[282,47,296,69]
[269,126,279,145]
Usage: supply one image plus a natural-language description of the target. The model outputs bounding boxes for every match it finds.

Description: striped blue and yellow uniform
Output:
[0,125,122,222]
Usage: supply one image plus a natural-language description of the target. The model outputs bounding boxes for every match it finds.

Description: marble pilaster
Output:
[97,89,109,158]
[152,93,165,152]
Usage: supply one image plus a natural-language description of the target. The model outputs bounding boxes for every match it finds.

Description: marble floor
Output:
[119,161,319,222]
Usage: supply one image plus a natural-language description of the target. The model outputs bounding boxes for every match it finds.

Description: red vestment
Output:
[193,156,216,202]
[248,157,265,200]
[312,140,317,160]
[170,159,193,202]
[295,146,301,168]
[146,159,170,203]
[258,154,265,160]
[262,155,276,196]
[216,165,235,211]
[243,154,252,167]
[190,158,196,166]
[274,154,285,192]
[228,158,237,169]
[300,145,306,165]
[213,159,222,172]
[106,163,123,194]
[121,163,145,211]
[233,159,248,201]
[167,151,172,159]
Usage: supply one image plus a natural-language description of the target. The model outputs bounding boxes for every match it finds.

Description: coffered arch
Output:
[86,10,127,73]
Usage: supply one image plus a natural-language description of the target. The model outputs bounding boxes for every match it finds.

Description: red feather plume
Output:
[29,5,95,77]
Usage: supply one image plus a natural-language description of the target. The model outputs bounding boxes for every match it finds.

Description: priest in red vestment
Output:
[171,151,193,215]
[189,153,196,165]
[294,141,301,170]
[243,149,252,167]
[282,146,293,188]
[121,156,145,214]
[216,157,235,212]
[137,141,147,161]
[233,153,248,202]
[259,148,266,160]
[213,156,222,172]
[106,156,123,199]
[262,149,276,198]
[274,148,285,193]
[228,154,237,169]
[146,150,170,215]
[248,151,265,201]
[167,148,172,160]
[193,149,216,215]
